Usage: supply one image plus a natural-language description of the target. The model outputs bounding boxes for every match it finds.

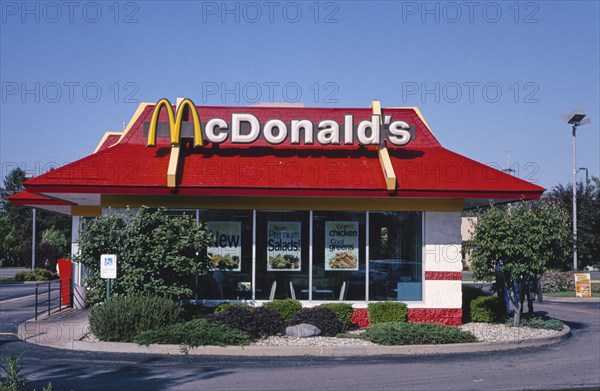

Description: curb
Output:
[542,297,599,303]
[18,320,571,357]
[69,325,571,356]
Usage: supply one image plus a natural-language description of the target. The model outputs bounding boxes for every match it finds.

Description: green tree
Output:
[544,178,600,270]
[0,168,71,267]
[76,207,213,305]
[468,202,569,282]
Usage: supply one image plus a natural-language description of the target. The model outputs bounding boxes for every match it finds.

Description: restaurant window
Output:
[256,211,310,300]
[312,211,366,301]
[368,212,422,301]
[197,210,253,300]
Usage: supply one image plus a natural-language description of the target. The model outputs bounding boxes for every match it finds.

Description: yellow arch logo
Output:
[146,98,203,147]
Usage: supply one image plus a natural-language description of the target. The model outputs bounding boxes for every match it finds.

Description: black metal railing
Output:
[34,278,73,320]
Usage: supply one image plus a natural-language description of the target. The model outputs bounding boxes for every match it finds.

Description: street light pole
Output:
[561,110,591,271]
[32,208,36,272]
[571,124,577,271]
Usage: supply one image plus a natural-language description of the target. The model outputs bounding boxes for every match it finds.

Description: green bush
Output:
[134,318,251,347]
[90,295,182,342]
[506,313,564,331]
[76,208,213,306]
[461,285,486,323]
[317,303,354,330]
[361,322,477,345]
[262,299,302,323]
[214,302,251,314]
[367,302,408,324]
[542,271,575,293]
[470,296,504,323]
[13,269,56,282]
[288,307,343,337]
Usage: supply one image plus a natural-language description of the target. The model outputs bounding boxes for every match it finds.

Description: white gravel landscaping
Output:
[249,323,563,347]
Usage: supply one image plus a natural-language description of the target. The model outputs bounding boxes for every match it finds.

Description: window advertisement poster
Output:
[267,222,301,271]
[207,222,242,271]
[325,221,359,271]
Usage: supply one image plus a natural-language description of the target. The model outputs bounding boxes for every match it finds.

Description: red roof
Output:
[20,103,545,207]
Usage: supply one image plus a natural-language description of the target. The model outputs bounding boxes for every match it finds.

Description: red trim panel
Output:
[408,308,462,326]
[424,271,463,280]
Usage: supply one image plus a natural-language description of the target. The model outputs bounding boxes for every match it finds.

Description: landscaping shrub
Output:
[210,306,284,339]
[288,307,343,337]
[317,303,354,330]
[13,268,56,282]
[361,322,477,345]
[248,307,286,338]
[367,302,408,324]
[134,318,251,347]
[180,302,212,320]
[262,299,302,323]
[506,313,564,331]
[214,302,251,314]
[462,285,486,323]
[470,296,504,323]
[542,271,575,293]
[90,295,181,342]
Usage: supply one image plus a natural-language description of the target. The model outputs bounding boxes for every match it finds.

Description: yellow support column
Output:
[372,100,397,191]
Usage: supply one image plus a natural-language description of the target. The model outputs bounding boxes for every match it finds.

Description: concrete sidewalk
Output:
[17,309,90,350]
[17,308,573,357]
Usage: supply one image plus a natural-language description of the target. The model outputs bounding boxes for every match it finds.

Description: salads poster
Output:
[207,222,242,271]
[325,221,359,271]
[267,222,301,271]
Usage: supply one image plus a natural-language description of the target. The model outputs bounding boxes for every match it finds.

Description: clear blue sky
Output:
[1,0,598,190]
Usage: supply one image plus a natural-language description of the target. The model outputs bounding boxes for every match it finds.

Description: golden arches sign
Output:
[146,98,203,147]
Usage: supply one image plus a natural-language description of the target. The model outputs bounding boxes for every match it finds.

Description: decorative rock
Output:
[285,323,321,338]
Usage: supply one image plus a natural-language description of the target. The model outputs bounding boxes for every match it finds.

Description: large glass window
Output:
[312,211,366,301]
[197,210,253,300]
[368,212,422,301]
[256,211,310,300]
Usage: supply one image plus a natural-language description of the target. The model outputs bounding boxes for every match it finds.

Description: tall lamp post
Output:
[578,167,589,184]
[560,110,591,271]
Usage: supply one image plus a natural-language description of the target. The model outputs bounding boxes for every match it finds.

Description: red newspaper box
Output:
[57,258,72,306]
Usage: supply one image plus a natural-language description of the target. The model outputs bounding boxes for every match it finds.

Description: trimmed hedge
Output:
[134,318,251,347]
[470,296,504,323]
[461,285,486,323]
[361,322,477,345]
[262,299,302,323]
[317,303,354,330]
[14,268,56,282]
[90,295,181,342]
[367,302,408,324]
[288,307,343,337]
[541,271,575,293]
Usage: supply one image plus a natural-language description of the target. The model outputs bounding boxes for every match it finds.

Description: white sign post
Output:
[100,254,117,300]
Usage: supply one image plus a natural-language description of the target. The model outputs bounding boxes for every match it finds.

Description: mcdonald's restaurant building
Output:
[10,98,544,325]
